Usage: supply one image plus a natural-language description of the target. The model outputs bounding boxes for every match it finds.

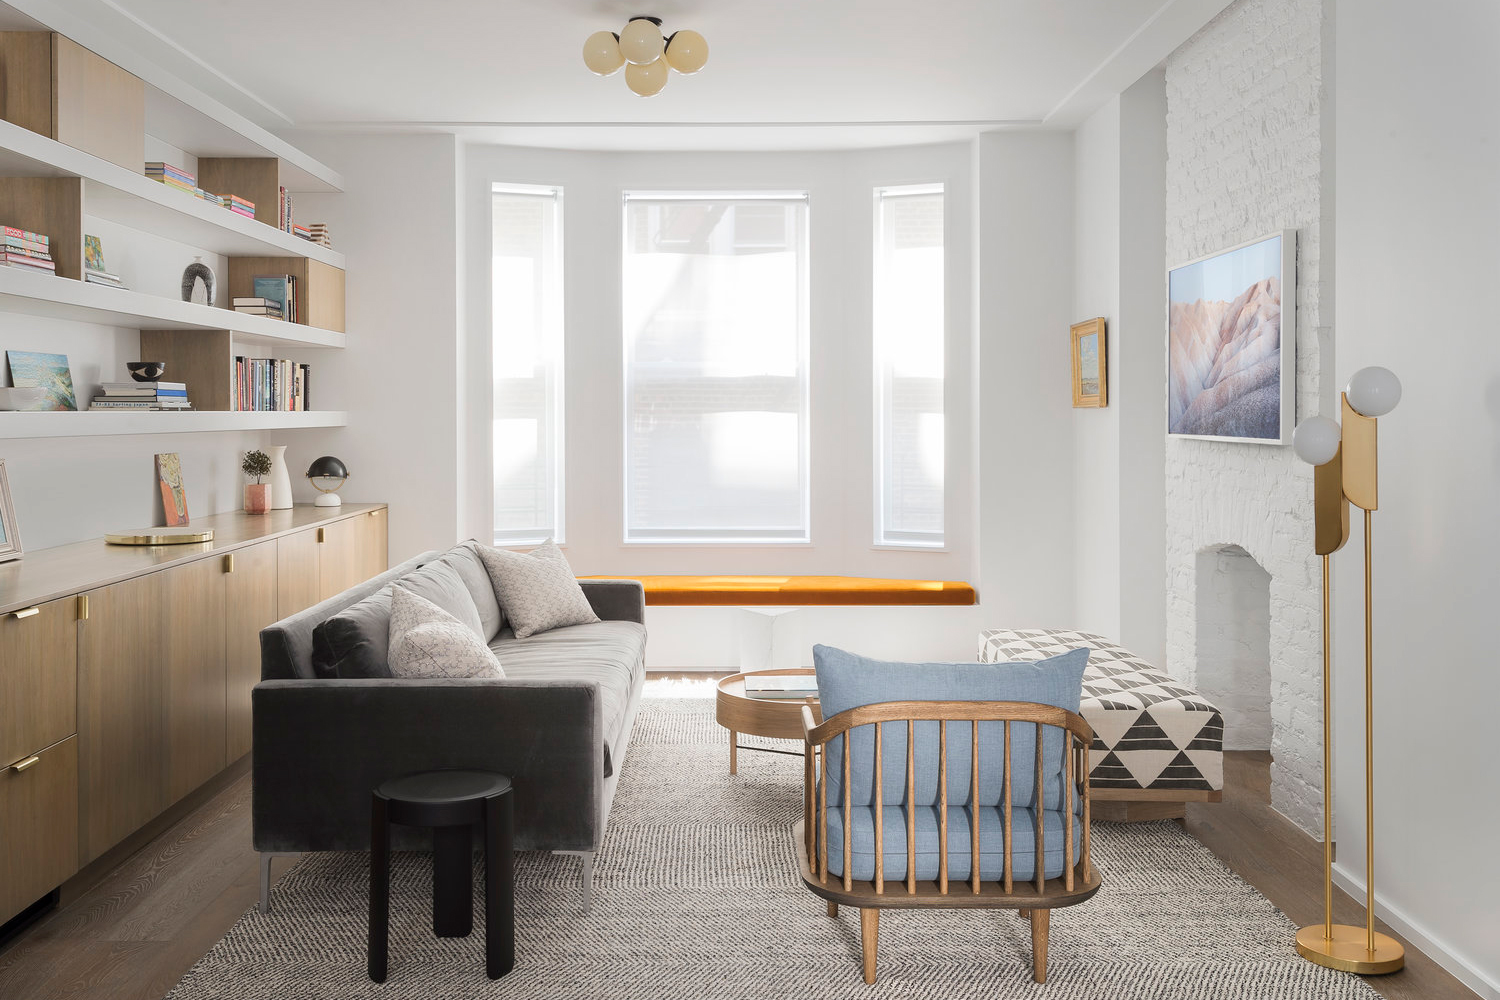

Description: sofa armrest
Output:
[252,677,602,853]
[580,579,646,624]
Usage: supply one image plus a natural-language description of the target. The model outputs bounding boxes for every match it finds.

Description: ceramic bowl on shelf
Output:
[0,387,45,411]
[127,361,167,382]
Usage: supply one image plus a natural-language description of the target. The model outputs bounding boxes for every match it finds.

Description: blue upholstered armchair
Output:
[796,645,1102,985]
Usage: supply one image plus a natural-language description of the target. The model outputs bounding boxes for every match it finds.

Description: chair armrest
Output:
[252,677,602,853]
[580,579,646,623]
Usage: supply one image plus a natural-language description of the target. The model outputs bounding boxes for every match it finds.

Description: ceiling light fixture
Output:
[583,16,708,97]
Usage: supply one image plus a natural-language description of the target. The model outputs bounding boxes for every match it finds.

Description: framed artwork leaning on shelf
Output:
[0,459,21,563]
[1071,317,1106,407]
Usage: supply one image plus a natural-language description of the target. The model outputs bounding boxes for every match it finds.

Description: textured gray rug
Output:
[167,698,1381,998]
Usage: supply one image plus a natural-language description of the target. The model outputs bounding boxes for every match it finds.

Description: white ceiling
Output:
[6,0,1232,149]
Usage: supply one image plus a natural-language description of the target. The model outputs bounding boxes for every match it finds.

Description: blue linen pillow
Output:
[812,644,1089,811]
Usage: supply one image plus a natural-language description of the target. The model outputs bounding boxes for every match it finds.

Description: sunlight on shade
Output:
[706,411,800,490]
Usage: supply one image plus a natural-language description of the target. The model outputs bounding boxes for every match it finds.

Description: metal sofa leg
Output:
[259,852,299,914]
[553,850,596,913]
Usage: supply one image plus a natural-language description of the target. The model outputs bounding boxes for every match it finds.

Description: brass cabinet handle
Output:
[10,606,39,619]
[10,755,40,773]
[317,527,325,543]
[223,553,235,573]
[78,594,89,621]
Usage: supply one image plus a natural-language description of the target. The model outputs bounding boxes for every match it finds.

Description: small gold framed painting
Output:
[1071,317,1107,408]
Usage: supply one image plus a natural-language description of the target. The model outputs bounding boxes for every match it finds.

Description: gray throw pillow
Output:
[476,540,600,639]
[453,540,506,639]
[388,586,504,679]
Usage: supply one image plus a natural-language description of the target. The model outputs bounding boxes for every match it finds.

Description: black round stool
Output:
[368,769,514,983]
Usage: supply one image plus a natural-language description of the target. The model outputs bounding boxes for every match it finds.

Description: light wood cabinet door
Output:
[0,596,76,765]
[277,527,322,618]
[0,735,78,924]
[317,517,367,602]
[161,558,226,803]
[360,507,389,580]
[224,543,278,761]
[77,572,167,863]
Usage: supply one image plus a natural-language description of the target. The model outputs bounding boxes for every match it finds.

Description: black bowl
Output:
[128,361,167,382]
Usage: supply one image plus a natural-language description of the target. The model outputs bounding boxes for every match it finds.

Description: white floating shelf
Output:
[0,409,348,440]
[0,120,345,268]
[0,265,345,348]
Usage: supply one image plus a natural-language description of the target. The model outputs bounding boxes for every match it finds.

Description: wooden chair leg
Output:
[826,900,838,918]
[860,908,879,984]
[1030,908,1050,984]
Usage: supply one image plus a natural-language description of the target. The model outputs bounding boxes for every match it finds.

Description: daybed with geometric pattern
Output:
[978,630,1223,814]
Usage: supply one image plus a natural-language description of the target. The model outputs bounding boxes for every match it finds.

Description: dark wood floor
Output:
[0,742,1476,999]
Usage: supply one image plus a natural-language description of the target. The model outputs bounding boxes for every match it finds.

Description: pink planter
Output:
[244,483,270,514]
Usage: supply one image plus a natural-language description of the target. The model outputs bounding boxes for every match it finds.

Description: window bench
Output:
[578,575,977,607]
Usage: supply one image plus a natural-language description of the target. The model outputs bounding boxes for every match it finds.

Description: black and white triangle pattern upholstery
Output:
[977,628,1224,792]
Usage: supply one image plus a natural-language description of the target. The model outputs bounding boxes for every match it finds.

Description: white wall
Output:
[1332,0,1500,994]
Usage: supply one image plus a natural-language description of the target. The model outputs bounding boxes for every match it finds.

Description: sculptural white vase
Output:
[267,445,293,510]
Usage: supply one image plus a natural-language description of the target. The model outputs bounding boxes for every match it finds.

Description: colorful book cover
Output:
[84,235,107,273]
[155,452,190,526]
[6,350,77,410]
[252,276,292,316]
[2,227,48,244]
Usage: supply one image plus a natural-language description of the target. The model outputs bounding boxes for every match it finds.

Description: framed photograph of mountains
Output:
[1167,230,1295,444]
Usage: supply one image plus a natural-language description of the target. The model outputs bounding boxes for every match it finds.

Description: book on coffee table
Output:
[743,675,819,700]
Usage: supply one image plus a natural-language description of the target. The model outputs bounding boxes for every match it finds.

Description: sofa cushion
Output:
[313,556,485,678]
[388,586,504,679]
[823,803,1082,881]
[490,620,646,777]
[477,541,600,639]
[454,540,506,640]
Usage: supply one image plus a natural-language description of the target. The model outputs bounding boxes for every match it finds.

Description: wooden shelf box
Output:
[228,255,344,333]
[0,32,145,171]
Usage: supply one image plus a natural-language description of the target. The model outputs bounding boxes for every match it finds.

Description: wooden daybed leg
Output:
[1030,908,1050,984]
[860,908,880,984]
[826,900,838,918]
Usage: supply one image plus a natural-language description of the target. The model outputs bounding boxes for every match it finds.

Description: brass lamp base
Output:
[1296,924,1405,974]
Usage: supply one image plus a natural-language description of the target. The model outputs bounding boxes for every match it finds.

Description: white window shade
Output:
[623,193,810,543]
[874,185,945,546]
[492,185,564,544]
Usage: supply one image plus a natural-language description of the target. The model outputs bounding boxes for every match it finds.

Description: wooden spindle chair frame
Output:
[795,701,1101,985]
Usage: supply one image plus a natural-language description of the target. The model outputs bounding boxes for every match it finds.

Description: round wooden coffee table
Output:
[715,668,823,774]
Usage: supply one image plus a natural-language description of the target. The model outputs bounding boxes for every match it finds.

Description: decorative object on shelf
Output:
[243,449,273,515]
[1071,317,1107,408]
[104,526,214,546]
[127,360,167,382]
[305,455,349,507]
[181,256,216,305]
[1291,366,1404,976]
[6,350,77,410]
[1167,230,1295,443]
[267,444,294,510]
[0,387,45,411]
[83,234,126,289]
[0,458,21,563]
[155,451,190,526]
[583,16,708,97]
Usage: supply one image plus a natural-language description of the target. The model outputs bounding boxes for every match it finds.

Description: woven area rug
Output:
[167,698,1382,999]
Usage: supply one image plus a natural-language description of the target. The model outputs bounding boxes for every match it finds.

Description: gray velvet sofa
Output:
[251,546,647,912]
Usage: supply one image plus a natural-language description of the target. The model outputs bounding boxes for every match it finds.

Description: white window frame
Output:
[491,182,565,546]
[621,190,812,545]
[872,182,946,549]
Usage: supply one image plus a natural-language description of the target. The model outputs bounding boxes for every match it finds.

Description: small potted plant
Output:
[242,449,272,514]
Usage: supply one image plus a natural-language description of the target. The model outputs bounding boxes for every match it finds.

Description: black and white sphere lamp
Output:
[305,455,349,508]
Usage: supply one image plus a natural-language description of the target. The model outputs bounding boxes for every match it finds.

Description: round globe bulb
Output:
[618,18,664,65]
[625,59,669,97]
[582,30,624,76]
[664,29,709,74]
[1292,415,1342,466]
[1345,365,1402,417]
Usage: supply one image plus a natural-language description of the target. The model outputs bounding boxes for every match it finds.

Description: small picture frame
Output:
[1071,317,1107,408]
[0,459,21,563]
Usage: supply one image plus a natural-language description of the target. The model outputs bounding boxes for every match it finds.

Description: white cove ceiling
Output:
[7,0,1232,148]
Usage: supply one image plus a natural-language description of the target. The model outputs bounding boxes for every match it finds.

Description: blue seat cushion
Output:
[822,804,1083,882]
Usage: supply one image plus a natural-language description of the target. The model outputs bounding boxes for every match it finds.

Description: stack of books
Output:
[232,296,283,319]
[305,223,333,248]
[234,357,310,412]
[92,380,191,410]
[85,268,125,288]
[220,194,256,219]
[2,227,55,274]
[742,674,820,701]
[144,161,197,194]
[292,223,312,241]
[252,274,299,323]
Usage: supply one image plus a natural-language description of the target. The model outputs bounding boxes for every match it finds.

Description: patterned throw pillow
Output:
[387,585,504,679]
[475,540,600,639]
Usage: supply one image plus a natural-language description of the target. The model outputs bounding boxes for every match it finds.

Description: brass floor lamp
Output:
[1291,365,1404,975]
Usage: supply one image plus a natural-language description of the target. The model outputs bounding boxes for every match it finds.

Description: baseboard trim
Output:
[1331,863,1499,1000]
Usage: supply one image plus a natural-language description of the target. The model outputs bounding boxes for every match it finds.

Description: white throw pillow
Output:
[387,585,504,679]
[476,540,600,639]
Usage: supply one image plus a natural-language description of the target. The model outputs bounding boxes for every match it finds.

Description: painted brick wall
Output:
[1164,0,1329,833]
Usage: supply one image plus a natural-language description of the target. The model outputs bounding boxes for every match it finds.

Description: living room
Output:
[0,0,1494,998]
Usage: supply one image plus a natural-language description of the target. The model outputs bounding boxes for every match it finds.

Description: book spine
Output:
[2,226,48,244]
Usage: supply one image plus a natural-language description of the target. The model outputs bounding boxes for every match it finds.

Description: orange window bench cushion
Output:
[576,575,977,607]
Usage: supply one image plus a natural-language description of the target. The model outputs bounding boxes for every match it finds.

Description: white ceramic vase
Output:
[267,445,293,510]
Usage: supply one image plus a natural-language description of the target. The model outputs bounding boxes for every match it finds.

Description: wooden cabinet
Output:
[225,543,278,761]
[0,736,78,923]
[0,596,77,767]
[277,527,322,618]
[162,558,226,803]
[0,33,145,171]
